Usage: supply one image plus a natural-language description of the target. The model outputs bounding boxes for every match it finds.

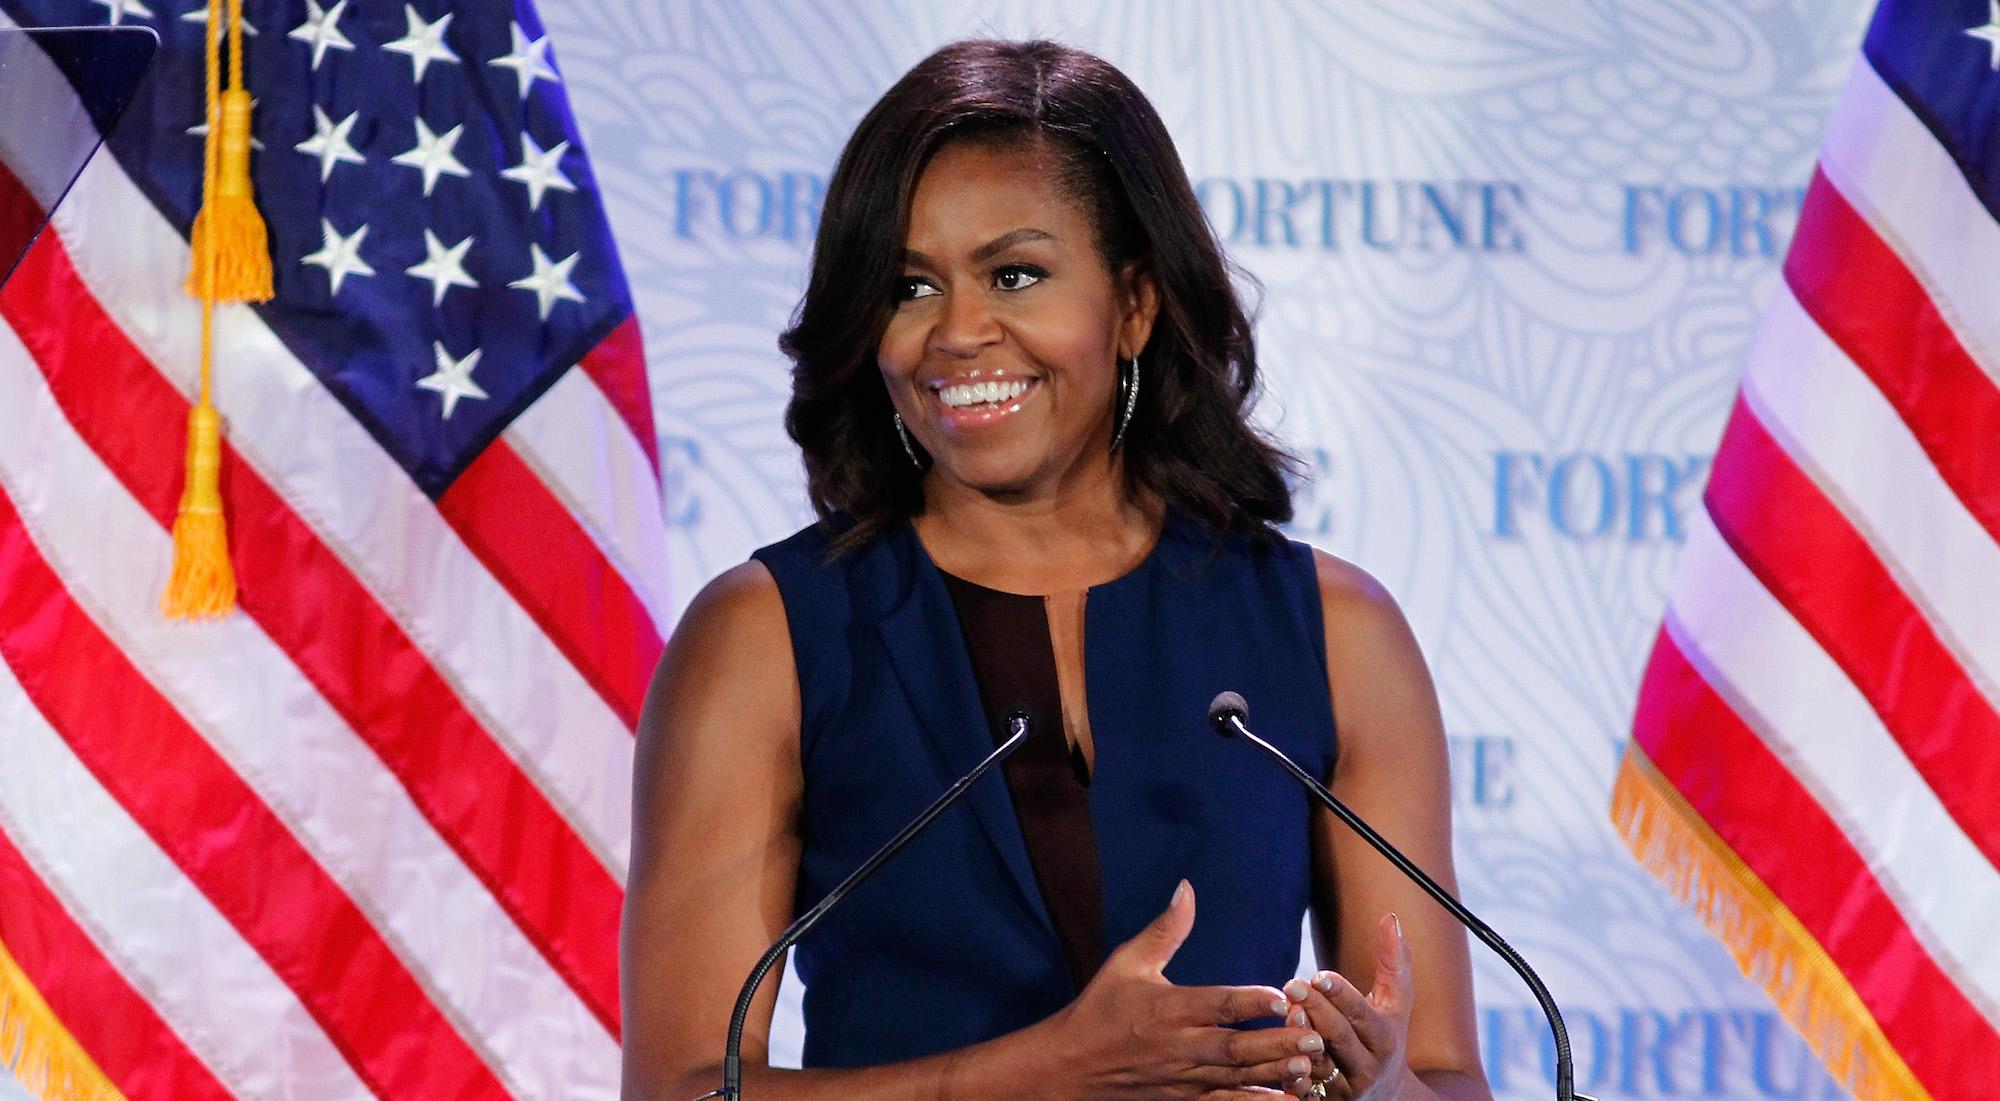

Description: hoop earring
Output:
[892,412,925,470]
[1110,355,1140,451]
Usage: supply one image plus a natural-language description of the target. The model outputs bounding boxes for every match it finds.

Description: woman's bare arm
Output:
[621,560,805,1098]
[1305,551,1492,1101]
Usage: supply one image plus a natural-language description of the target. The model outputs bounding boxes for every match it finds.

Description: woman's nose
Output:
[930,286,1002,357]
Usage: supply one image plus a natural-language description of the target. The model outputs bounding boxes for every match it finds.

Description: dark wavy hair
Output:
[779,38,1295,548]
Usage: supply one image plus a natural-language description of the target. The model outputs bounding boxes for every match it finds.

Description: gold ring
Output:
[1309,1065,1342,1097]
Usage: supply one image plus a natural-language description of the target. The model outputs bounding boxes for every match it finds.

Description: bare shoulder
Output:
[1307,549,1442,765]
[1309,548,1416,653]
[635,559,798,768]
[671,559,790,650]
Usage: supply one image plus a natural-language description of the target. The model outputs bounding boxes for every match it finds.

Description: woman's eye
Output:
[894,277,939,302]
[994,265,1045,291]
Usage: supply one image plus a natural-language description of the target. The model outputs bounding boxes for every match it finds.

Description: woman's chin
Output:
[933,454,1056,499]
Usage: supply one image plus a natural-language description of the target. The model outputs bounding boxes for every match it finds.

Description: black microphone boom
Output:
[700,709,1034,1101]
[1206,692,1598,1101]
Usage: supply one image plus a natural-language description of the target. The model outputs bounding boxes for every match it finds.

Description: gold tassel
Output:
[184,88,272,303]
[0,936,123,1101]
[1609,745,1931,1101]
[165,0,244,618]
[162,398,235,619]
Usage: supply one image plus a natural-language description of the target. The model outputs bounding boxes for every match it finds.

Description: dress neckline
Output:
[906,510,1177,599]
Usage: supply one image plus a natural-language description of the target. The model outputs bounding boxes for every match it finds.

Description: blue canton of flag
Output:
[7,0,637,496]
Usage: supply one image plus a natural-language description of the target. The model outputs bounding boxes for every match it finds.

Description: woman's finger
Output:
[1283,1004,1339,1083]
[1194,1020,1325,1071]
[1318,966,1401,1058]
[1339,913,1415,1056]
[1368,912,1415,1019]
[1192,1050,1318,1091]
[1286,975,1369,1071]
[1180,983,1294,1027]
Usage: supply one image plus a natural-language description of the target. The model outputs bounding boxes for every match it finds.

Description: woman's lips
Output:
[927,375,1039,428]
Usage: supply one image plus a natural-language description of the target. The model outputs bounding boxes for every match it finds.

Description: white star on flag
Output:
[416,342,488,419]
[289,0,354,70]
[295,105,366,182]
[392,119,471,196]
[179,6,254,34]
[383,6,459,83]
[508,243,584,319]
[301,219,375,296]
[500,133,576,211]
[1969,1,2000,69]
[407,229,478,306]
[489,22,560,101]
[90,0,152,24]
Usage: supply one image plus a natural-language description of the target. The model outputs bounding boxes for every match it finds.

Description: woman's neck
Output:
[912,464,1162,595]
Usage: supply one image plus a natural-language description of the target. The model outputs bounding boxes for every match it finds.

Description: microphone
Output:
[1207,692,1598,1101]
[697,708,1035,1101]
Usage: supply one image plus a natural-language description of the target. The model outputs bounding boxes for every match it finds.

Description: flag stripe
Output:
[0,483,509,1098]
[0,620,369,1100]
[509,362,675,632]
[1705,397,2000,867]
[1634,629,2000,1093]
[1786,167,2000,543]
[0,317,621,1096]
[0,830,230,1101]
[1666,511,2000,1016]
[1819,57,2000,390]
[440,437,660,732]
[1742,288,2000,717]
[37,147,636,874]
[0,232,624,1036]
[577,312,662,478]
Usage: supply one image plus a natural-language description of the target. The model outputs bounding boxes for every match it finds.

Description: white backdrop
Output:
[0,2,1878,1098]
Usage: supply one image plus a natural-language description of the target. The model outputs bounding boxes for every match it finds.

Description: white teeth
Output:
[938,378,1029,408]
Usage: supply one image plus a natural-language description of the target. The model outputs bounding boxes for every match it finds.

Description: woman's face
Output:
[878,139,1157,500]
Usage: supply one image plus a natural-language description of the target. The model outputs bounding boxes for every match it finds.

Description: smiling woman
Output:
[622,39,1491,1101]
[879,140,1147,512]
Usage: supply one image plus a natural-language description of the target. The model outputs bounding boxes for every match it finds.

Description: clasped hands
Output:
[1039,881,1413,1100]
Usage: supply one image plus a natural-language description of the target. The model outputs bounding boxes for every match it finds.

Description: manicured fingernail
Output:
[1392,912,1403,937]
[1299,1033,1324,1054]
[1270,994,1290,1015]
[1284,979,1310,1000]
[1287,1056,1311,1076]
[1313,971,1335,992]
[1287,1007,1306,1028]
[1173,880,1190,907]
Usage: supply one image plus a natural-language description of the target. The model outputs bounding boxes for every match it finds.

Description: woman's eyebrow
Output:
[900,227,1058,269]
[971,227,1056,261]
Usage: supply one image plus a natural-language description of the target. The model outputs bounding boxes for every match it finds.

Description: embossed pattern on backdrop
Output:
[537,2,1874,1097]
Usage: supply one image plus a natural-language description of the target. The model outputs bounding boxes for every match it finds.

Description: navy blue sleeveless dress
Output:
[752,512,1338,1068]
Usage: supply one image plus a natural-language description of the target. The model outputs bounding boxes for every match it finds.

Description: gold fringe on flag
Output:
[1609,744,1932,1101]
[166,0,263,619]
[0,936,123,1101]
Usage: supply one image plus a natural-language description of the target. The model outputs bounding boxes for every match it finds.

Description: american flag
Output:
[0,1,666,1097]
[1611,1,2000,1097]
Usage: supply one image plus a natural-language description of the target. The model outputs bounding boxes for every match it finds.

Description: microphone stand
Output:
[1209,693,1598,1101]
[696,712,1032,1101]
